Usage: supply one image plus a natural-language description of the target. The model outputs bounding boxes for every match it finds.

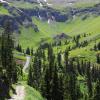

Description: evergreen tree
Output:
[26,47,30,55]
[16,44,22,52]
[58,75,64,100]
[77,59,82,75]
[94,44,97,51]
[52,64,59,100]
[0,20,18,99]
[97,42,100,50]
[32,55,42,90]
[86,62,93,97]
[57,52,62,67]
[31,48,34,56]
[27,65,33,86]
[93,79,100,100]
[96,54,100,64]
[64,50,69,72]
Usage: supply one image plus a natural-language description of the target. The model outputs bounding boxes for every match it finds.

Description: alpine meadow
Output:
[0,0,100,100]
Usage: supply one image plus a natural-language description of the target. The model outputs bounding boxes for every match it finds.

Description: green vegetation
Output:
[0,6,10,15]
[0,21,18,99]
[27,43,100,100]
[22,17,96,44]
[19,26,42,48]
[24,85,44,100]
[0,1,100,99]
[18,15,100,63]
[73,2,99,8]
[21,16,100,48]
[14,51,26,60]
[10,1,40,9]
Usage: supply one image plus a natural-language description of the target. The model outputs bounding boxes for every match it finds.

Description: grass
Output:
[0,6,10,15]
[43,0,100,9]
[70,47,96,62]
[1,2,100,98]
[62,16,100,35]
[7,0,100,10]
[11,81,44,100]
[18,12,100,63]
[19,26,44,49]
[19,16,100,48]
[10,1,40,9]
[33,16,100,36]
[73,2,99,8]
[24,85,44,100]
[32,17,67,36]
[14,51,26,60]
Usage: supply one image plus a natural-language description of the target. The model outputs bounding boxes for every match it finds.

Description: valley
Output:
[0,0,100,100]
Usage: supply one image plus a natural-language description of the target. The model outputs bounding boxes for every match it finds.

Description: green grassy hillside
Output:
[18,15,100,63]
[0,1,100,100]
[19,16,100,48]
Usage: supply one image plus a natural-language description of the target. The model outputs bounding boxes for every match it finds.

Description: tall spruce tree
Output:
[27,65,33,86]
[0,20,18,99]
[52,64,59,100]
[93,79,100,100]
[86,62,93,97]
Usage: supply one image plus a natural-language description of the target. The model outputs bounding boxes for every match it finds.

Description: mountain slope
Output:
[0,1,100,100]
[19,16,100,48]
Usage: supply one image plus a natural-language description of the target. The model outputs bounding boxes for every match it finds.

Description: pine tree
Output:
[0,20,18,99]
[57,52,62,67]
[77,59,82,75]
[58,75,64,100]
[86,62,93,97]
[94,44,97,51]
[26,47,30,55]
[93,79,100,100]
[97,42,100,50]
[64,50,69,72]
[31,48,34,56]
[32,55,42,90]
[27,65,33,86]
[52,64,59,100]
[96,54,100,64]
[64,74,71,100]
[44,67,52,100]
[16,44,22,52]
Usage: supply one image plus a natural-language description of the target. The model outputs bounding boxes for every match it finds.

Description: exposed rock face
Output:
[0,3,39,33]
[20,8,69,22]
[0,15,19,32]
[19,3,100,22]
[53,33,71,40]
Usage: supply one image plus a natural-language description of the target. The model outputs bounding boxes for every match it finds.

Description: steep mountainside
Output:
[0,0,100,33]
[0,0,100,49]
[0,0,100,100]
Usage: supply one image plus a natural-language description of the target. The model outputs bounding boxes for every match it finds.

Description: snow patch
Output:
[48,19,51,24]
[47,3,52,6]
[44,0,47,2]
[37,0,43,7]
[0,0,9,4]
